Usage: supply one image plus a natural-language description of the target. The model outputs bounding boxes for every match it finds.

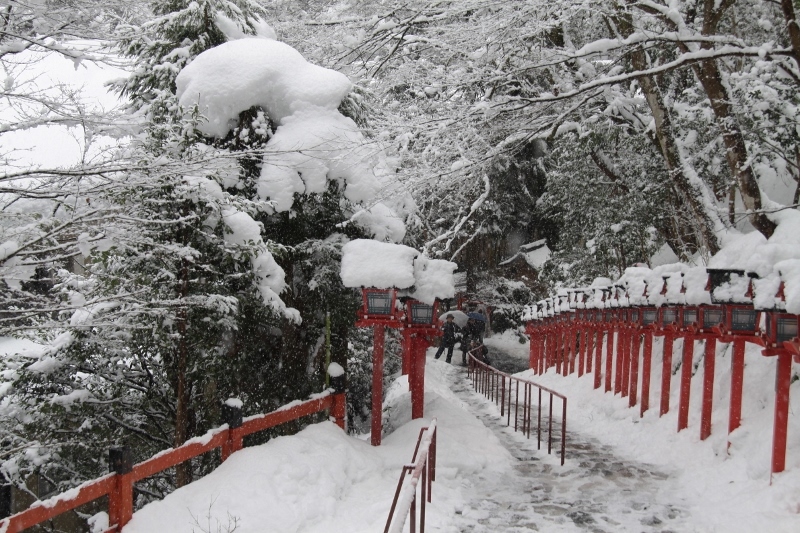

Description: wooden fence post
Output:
[108,447,133,531]
[329,369,347,430]
[221,402,243,461]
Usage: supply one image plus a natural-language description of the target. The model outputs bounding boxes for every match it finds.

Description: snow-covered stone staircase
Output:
[445,346,693,532]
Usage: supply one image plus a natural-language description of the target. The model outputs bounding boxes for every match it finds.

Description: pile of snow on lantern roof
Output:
[340,239,457,305]
[523,209,800,319]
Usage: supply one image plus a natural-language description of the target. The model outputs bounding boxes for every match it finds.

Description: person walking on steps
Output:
[475,309,486,341]
[434,315,459,363]
[461,318,479,365]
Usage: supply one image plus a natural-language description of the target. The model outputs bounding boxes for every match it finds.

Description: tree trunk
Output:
[793,145,800,206]
[682,0,777,238]
[780,0,800,70]
[614,12,722,254]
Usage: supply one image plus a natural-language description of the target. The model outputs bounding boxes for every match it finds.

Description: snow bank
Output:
[498,334,800,533]
[176,38,351,136]
[123,354,511,533]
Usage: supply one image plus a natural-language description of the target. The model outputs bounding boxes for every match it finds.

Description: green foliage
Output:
[537,129,671,287]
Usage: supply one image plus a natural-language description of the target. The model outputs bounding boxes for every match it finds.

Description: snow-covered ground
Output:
[117,331,799,532]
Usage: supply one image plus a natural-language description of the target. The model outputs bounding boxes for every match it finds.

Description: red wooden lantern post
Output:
[664,305,696,417]
[355,288,403,446]
[761,294,799,475]
[576,308,588,377]
[636,307,659,407]
[525,305,540,373]
[403,299,441,420]
[648,276,675,416]
[679,303,724,438]
[706,270,762,443]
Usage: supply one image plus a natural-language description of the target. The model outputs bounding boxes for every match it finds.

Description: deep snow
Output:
[116,332,799,532]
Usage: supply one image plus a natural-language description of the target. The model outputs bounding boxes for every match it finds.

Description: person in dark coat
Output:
[434,315,460,363]
[461,318,480,365]
[475,309,486,341]
[468,339,490,365]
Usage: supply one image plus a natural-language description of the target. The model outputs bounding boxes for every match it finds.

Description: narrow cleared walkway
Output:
[442,345,695,532]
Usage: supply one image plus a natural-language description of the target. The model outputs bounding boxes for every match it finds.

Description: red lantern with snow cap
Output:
[357,288,403,327]
[706,268,760,337]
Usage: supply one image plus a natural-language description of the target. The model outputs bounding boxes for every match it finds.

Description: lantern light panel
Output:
[730,308,758,332]
[366,291,394,315]
[410,302,434,324]
[682,309,697,327]
[661,308,677,326]
[702,308,724,329]
[777,317,798,343]
[768,315,799,344]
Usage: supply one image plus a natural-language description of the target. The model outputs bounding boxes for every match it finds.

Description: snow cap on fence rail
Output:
[340,239,456,304]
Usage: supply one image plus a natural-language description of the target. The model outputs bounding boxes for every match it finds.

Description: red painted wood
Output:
[660,332,675,416]
[231,396,334,443]
[578,327,594,377]
[604,329,613,392]
[616,328,625,395]
[0,475,116,533]
[401,329,411,376]
[372,324,385,446]
[0,392,345,533]
[622,328,632,398]
[132,430,228,481]
[589,330,614,389]
[411,337,426,420]
[729,339,745,436]
[629,330,639,407]
[586,328,600,384]
[329,393,346,430]
[529,331,537,372]
[568,327,577,375]
[700,337,716,441]
[641,331,653,417]
[605,329,623,392]
[108,472,134,530]
[555,327,563,375]
[772,352,792,475]
[577,327,585,377]
[540,336,546,374]
[678,337,694,432]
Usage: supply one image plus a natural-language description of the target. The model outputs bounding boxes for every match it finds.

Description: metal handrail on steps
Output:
[384,419,437,533]
[468,349,567,465]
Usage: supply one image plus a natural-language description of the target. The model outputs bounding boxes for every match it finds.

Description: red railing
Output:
[0,390,346,533]
[384,420,437,533]
[468,350,567,465]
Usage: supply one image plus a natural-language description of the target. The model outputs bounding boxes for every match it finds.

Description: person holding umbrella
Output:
[434,315,460,363]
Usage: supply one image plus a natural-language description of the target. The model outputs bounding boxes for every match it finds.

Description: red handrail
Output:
[0,391,346,533]
[384,420,437,533]
[468,349,567,465]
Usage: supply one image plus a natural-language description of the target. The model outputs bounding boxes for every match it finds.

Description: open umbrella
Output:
[439,310,469,328]
[467,311,487,322]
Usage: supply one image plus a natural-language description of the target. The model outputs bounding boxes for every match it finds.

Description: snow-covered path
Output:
[441,347,693,532]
